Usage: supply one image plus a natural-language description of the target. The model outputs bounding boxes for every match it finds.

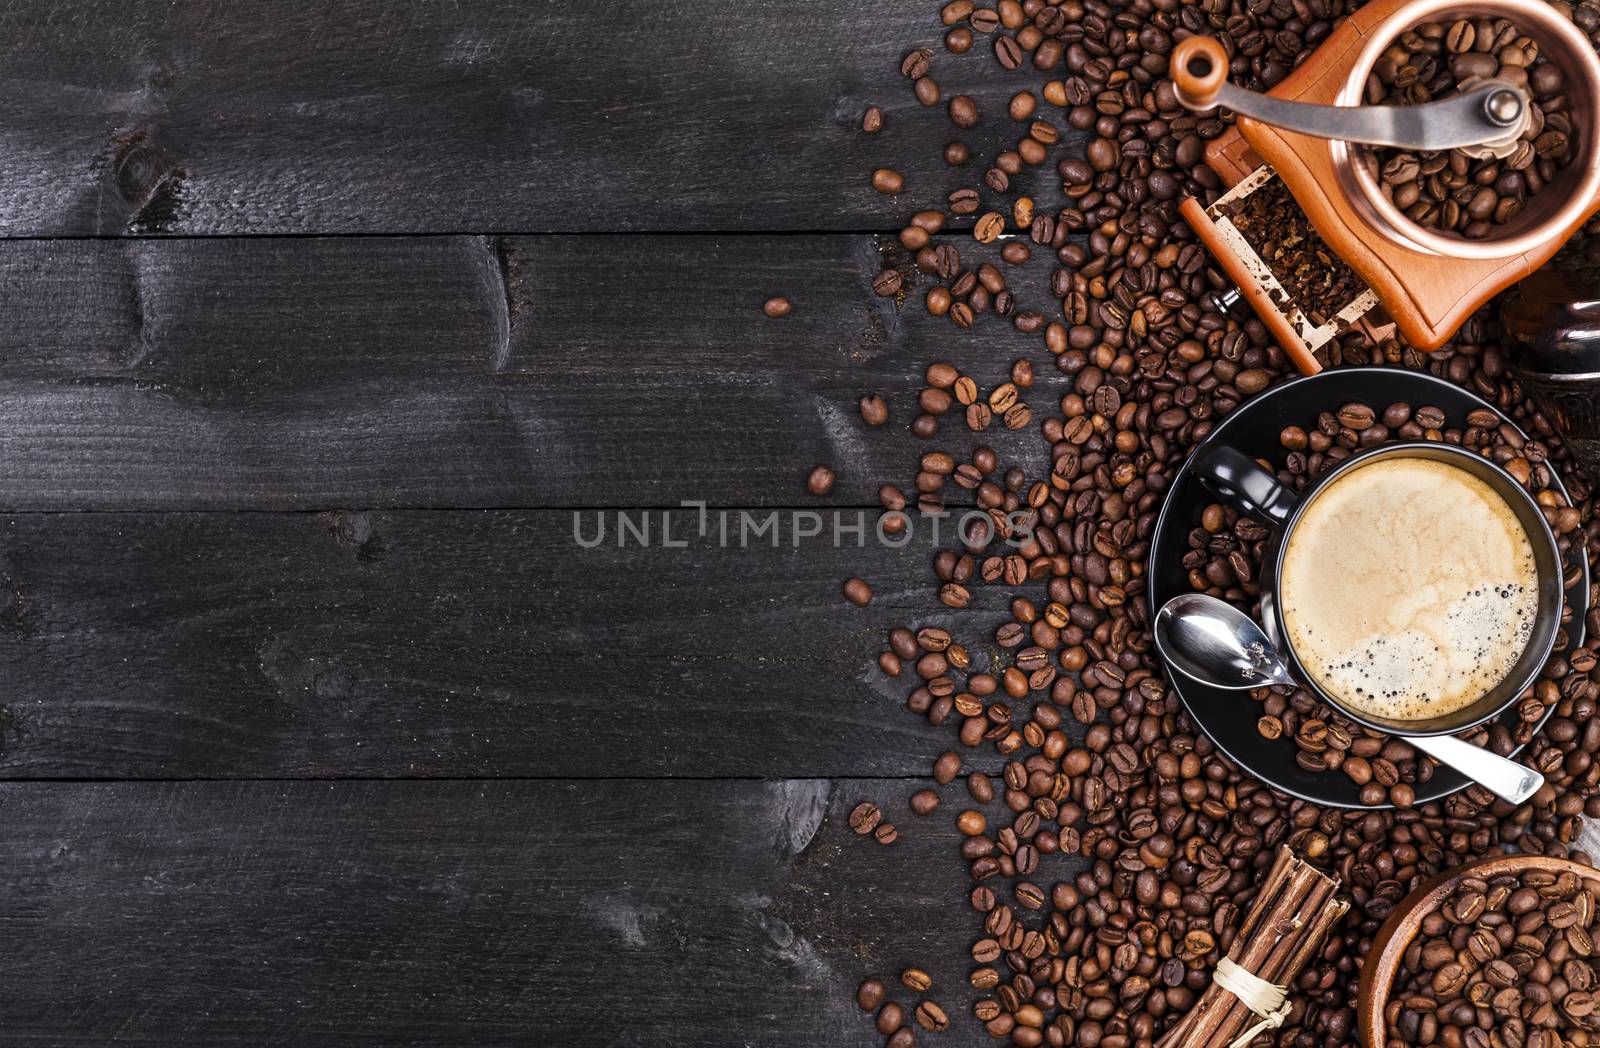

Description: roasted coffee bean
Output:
[1336,403,1376,429]
[857,978,887,1012]
[915,1002,949,1032]
[872,169,904,195]
[948,187,980,214]
[843,577,872,606]
[995,34,1022,69]
[901,967,933,993]
[877,1002,904,1035]
[848,802,882,834]
[938,0,971,24]
[899,48,931,79]
[859,395,889,427]
[975,212,1005,242]
[762,296,791,318]
[862,106,883,133]
[949,94,979,128]
[874,822,898,845]
[910,789,941,815]
[806,465,835,496]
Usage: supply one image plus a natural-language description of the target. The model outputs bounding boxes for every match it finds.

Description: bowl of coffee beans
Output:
[1359,854,1600,1048]
[1331,0,1600,260]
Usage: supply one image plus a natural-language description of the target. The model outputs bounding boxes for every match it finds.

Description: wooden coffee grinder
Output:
[1170,0,1600,374]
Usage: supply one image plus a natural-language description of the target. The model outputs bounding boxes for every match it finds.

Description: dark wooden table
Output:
[0,2,1105,1044]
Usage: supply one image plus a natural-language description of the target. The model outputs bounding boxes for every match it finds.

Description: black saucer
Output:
[1148,367,1590,808]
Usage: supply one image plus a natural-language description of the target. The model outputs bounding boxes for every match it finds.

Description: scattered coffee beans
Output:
[846,4,1600,1048]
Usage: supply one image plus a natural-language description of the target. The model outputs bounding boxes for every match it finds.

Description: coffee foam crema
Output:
[1280,457,1539,722]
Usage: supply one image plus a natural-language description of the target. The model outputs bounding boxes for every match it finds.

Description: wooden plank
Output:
[0,778,1019,1046]
[0,509,1029,779]
[0,0,1088,235]
[0,234,1049,510]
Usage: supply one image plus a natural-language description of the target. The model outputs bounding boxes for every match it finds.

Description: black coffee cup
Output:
[1191,440,1564,737]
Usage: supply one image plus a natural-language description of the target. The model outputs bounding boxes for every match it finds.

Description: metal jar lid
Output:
[1503,238,1600,377]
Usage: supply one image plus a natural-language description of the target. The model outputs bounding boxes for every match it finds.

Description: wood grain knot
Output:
[317,511,387,561]
[257,636,363,713]
[104,129,188,234]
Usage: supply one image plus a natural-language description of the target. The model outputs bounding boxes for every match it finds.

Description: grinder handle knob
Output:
[1172,36,1229,111]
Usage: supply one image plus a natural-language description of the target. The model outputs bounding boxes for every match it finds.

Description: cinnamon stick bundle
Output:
[1156,846,1349,1048]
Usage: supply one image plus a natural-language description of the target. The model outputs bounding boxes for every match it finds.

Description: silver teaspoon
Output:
[1153,593,1545,805]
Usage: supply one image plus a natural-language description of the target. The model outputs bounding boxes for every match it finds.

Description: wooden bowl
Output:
[1357,853,1600,1047]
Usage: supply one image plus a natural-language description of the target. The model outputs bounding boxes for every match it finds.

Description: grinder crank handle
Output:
[1170,35,1531,156]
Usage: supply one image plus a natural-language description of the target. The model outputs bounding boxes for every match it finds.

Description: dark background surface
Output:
[0,2,1096,1044]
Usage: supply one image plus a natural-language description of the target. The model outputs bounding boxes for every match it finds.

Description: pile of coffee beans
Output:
[1184,399,1585,807]
[1222,179,1366,325]
[1363,16,1578,237]
[1383,864,1600,1047]
[849,1,1600,1046]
